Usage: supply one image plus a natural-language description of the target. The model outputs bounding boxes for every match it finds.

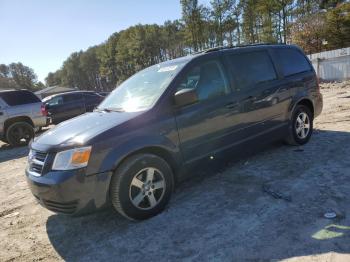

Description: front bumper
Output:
[46,116,51,126]
[26,168,112,215]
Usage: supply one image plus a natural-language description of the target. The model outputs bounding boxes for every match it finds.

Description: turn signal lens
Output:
[71,148,91,165]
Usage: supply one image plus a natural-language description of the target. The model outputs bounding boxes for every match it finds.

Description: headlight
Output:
[52,146,92,170]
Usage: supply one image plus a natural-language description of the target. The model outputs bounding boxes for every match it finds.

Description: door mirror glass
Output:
[174,88,198,107]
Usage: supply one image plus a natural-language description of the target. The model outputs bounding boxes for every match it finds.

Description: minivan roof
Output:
[196,43,291,54]
[157,43,298,67]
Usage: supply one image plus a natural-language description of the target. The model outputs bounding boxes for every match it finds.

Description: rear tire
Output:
[110,154,174,220]
[285,105,313,146]
[6,122,34,147]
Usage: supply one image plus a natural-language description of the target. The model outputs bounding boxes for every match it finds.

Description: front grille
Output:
[34,151,47,162]
[42,199,78,214]
[31,162,44,173]
[29,150,48,176]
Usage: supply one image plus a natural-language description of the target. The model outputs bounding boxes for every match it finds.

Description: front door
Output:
[174,58,240,163]
[62,93,86,121]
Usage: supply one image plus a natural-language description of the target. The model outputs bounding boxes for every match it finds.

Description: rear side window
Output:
[0,90,40,106]
[275,48,311,77]
[64,93,83,102]
[84,93,99,99]
[177,60,230,101]
[228,51,277,91]
[47,96,63,106]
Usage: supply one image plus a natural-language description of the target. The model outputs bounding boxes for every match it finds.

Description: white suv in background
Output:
[0,90,48,146]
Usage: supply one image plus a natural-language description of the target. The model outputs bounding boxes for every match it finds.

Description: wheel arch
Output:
[113,146,181,184]
[290,97,314,120]
[297,99,314,117]
[4,116,34,133]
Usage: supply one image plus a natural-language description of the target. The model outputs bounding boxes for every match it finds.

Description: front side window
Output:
[177,60,230,101]
[98,61,186,112]
[229,51,277,91]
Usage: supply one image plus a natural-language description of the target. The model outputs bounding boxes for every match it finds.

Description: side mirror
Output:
[45,103,50,110]
[174,88,198,107]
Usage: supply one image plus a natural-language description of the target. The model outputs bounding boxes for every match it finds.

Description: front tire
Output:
[6,122,34,147]
[110,154,174,220]
[285,105,313,146]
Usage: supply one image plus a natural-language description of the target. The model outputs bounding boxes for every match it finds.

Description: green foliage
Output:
[291,13,327,54]
[45,1,350,91]
[45,71,62,87]
[210,0,238,46]
[47,22,188,91]
[0,63,41,91]
[320,0,346,9]
[34,81,45,90]
[181,0,207,51]
[325,2,350,49]
[290,2,350,53]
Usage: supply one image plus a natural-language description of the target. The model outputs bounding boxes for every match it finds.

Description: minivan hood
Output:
[34,111,142,147]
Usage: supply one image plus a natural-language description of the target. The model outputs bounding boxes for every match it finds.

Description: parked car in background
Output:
[26,44,323,220]
[0,90,48,146]
[43,91,104,124]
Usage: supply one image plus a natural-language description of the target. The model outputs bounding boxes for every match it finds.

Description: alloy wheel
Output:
[129,167,166,210]
[295,112,310,139]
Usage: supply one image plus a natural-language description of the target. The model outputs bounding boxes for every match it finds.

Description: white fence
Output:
[307,47,350,82]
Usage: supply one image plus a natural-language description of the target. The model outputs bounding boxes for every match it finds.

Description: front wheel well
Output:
[296,99,314,118]
[4,116,34,133]
[114,147,180,184]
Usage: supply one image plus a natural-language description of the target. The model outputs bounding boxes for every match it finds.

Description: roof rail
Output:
[234,42,285,48]
[203,46,232,53]
[199,42,285,54]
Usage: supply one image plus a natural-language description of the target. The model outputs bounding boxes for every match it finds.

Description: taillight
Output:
[41,104,48,116]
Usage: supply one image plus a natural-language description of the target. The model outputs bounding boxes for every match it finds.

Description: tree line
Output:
[0,63,44,91]
[3,0,349,92]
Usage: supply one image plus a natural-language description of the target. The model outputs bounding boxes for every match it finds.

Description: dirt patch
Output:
[1,84,350,261]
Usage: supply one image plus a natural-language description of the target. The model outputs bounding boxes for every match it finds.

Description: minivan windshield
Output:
[98,61,186,112]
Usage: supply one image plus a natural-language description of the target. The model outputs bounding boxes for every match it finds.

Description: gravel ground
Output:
[1,83,350,261]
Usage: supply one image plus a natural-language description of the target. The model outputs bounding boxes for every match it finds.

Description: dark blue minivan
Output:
[26,44,323,220]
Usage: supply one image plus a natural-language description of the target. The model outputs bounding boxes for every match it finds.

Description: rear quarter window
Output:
[275,48,312,77]
[0,90,40,106]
